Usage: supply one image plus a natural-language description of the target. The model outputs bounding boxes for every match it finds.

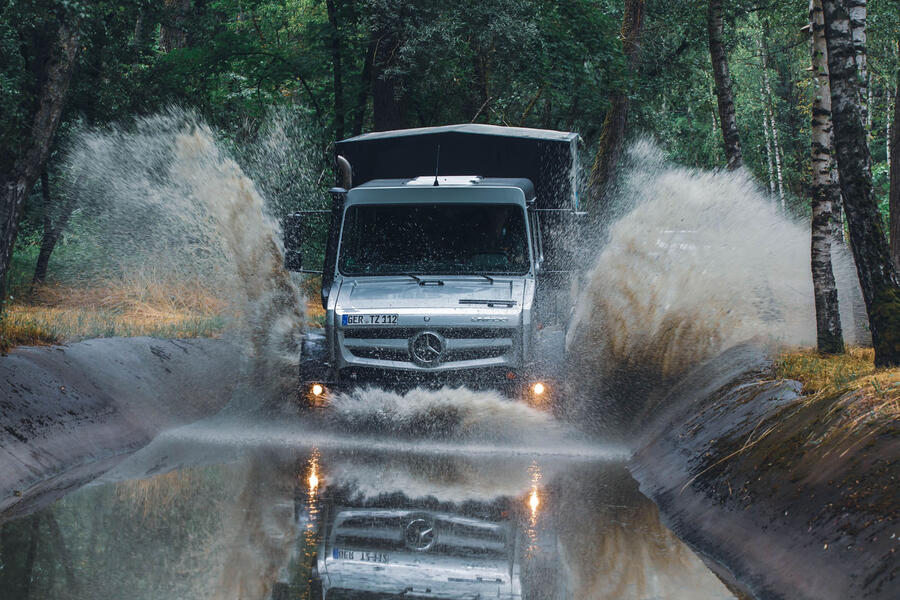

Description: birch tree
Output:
[708,0,742,169]
[891,50,900,270]
[761,88,776,195]
[823,0,900,366]
[848,0,868,128]
[809,0,844,354]
[758,34,785,208]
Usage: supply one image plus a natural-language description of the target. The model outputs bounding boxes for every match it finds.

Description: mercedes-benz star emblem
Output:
[404,517,436,551]
[409,331,444,366]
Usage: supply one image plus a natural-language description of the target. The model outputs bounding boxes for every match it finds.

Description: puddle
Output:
[0,430,734,600]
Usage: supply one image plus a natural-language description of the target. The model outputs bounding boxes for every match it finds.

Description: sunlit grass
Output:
[0,315,60,351]
[776,346,900,440]
[777,347,883,395]
[1,278,230,352]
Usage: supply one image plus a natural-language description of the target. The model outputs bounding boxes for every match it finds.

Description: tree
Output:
[809,0,845,354]
[369,1,409,131]
[823,0,900,366]
[891,41,900,269]
[32,169,77,285]
[159,0,192,53]
[326,0,346,140]
[0,18,80,309]
[586,0,645,209]
[707,0,742,169]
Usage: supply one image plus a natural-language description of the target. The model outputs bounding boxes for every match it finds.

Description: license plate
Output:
[342,313,399,326]
[332,548,390,563]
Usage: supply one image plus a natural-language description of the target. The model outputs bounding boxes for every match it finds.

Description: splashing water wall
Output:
[66,111,307,398]
[565,142,862,431]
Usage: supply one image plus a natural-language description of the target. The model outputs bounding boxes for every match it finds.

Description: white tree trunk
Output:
[888,88,893,164]
[809,0,844,353]
[759,34,786,209]
[762,93,776,195]
[848,0,868,129]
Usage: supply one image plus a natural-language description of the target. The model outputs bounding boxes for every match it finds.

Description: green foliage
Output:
[3,0,900,288]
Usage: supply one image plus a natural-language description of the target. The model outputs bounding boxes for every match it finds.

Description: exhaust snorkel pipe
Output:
[336,154,352,189]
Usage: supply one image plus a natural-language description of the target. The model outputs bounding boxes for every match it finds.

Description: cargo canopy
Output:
[334,124,580,211]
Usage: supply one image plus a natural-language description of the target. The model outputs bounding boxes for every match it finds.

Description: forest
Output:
[1,0,899,360]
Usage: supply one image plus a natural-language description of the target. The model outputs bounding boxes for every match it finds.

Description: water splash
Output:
[327,386,567,441]
[565,141,862,431]
[66,109,307,399]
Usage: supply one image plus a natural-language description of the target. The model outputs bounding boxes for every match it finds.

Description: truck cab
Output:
[284,124,581,404]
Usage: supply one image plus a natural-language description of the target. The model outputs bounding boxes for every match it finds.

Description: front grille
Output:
[331,511,509,559]
[343,327,510,339]
[341,326,516,364]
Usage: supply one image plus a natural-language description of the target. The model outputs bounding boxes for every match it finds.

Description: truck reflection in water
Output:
[270,448,733,600]
[278,449,569,600]
[317,504,522,599]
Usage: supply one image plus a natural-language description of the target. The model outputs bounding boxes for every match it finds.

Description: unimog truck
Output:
[283,124,581,405]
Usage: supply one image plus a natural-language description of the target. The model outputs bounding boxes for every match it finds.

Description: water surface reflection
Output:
[0,443,734,599]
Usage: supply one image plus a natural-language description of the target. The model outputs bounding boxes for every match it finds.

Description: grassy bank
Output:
[0,281,228,353]
[776,347,899,434]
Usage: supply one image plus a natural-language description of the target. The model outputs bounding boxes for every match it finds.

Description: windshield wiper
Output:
[402,273,444,286]
[475,274,495,284]
[459,299,517,307]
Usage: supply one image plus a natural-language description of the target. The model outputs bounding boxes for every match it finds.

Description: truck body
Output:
[284,124,581,402]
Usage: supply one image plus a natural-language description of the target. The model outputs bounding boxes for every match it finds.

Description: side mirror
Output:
[283,213,305,271]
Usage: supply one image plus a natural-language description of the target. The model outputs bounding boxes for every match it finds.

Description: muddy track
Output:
[0,337,242,522]
[630,345,898,600]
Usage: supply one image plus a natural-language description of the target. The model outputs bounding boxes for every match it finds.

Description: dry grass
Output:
[776,346,900,442]
[0,277,230,352]
[776,346,882,395]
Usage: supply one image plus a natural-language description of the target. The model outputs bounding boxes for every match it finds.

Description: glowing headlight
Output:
[532,382,546,396]
[311,383,324,396]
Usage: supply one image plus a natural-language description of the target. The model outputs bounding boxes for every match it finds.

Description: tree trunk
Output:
[761,88,776,195]
[708,0,742,170]
[326,0,345,140]
[351,38,376,136]
[810,0,845,354]
[848,0,867,128]
[159,0,191,52]
[890,51,900,270]
[823,0,900,366]
[33,171,77,285]
[0,22,79,311]
[586,0,645,211]
[371,24,407,132]
[759,36,786,208]
[471,51,491,122]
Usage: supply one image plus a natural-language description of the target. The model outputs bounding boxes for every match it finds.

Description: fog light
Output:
[311,383,324,396]
[532,382,546,396]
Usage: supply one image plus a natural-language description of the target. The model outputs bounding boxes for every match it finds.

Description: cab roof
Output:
[354,176,536,203]
[334,123,577,210]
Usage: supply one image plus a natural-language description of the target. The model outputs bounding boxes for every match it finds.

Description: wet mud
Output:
[630,345,899,600]
[0,337,241,522]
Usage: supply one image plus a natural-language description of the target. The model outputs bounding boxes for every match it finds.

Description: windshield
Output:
[338,203,530,276]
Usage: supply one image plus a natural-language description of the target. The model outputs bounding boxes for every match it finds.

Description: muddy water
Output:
[0,417,735,600]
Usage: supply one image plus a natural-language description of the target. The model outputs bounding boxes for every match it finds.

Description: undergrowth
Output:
[776,346,900,437]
